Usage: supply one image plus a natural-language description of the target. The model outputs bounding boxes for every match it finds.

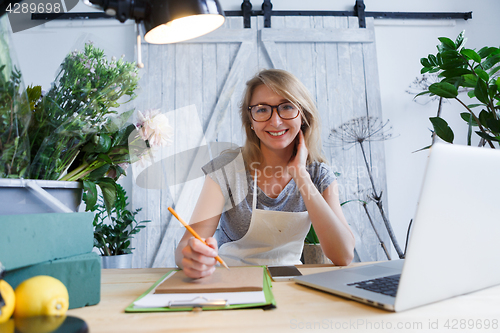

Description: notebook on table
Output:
[294,143,500,312]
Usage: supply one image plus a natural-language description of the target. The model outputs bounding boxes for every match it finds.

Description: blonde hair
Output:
[240,69,326,170]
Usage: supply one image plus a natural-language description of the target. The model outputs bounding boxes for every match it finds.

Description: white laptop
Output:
[294,143,500,312]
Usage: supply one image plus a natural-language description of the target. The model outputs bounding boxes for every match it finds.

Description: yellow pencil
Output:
[168,207,229,269]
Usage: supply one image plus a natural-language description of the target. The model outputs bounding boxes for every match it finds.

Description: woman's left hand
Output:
[287,130,308,179]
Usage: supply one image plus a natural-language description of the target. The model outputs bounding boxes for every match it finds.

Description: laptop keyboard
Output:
[347,274,401,297]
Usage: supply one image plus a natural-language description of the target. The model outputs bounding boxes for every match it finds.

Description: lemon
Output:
[0,280,15,324]
[14,276,69,318]
[0,318,15,333]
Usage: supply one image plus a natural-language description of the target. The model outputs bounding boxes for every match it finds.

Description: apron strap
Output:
[252,169,258,211]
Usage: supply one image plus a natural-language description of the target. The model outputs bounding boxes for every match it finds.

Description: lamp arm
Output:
[83,0,146,23]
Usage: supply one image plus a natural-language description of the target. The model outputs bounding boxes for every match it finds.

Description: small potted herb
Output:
[90,184,150,268]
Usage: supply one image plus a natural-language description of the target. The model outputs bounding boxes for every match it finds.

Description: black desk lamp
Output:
[83,0,225,44]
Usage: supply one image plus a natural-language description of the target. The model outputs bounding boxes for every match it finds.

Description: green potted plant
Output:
[90,183,150,268]
[417,31,500,148]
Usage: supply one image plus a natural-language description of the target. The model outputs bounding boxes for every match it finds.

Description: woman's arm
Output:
[287,131,355,265]
[174,175,225,278]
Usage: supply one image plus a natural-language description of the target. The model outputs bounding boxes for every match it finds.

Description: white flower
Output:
[136,109,174,147]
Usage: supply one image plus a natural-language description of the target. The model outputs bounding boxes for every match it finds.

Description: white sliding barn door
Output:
[132,16,390,268]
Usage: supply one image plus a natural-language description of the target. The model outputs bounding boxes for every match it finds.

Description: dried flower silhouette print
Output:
[329,116,404,259]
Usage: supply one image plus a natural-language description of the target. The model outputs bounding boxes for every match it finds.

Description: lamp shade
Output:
[144,0,225,44]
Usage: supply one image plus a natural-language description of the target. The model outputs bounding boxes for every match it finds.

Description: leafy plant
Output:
[26,42,140,212]
[418,31,500,148]
[90,183,150,256]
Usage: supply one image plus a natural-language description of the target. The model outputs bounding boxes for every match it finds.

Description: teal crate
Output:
[0,212,93,270]
[4,252,101,309]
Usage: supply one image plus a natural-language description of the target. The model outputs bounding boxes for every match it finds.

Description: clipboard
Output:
[125,266,276,312]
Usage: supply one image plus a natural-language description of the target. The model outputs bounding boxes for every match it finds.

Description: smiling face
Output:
[249,84,302,156]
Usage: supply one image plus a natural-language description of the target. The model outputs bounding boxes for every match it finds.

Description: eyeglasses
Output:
[248,102,300,122]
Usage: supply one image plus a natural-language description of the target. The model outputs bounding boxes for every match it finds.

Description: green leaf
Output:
[489,84,498,99]
[489,65,500,77]
[475,131,500,142]
[89,164,110,179]
[438,37,456,51]
[474,79,489,104]
[478,110,493,127]
[487,118,500,134]
[474,68,489,82]
[420,58,432,67]
[440,58,467,70]
[477,47,496,59]
[96,153,112,164]
[97,178,117,215]
[468,90,476,98]
[428,54,438,66]
[455,31,466,50]
[428,82,458,98]
[460,112,478,126]
[83,180,98,211]
[460,48,481,63]
[482,54,500,71]
[466,104,483,109]
[440,50,460,60]
[421,67,432,74]
[94,134,112,153]
[461,74,478,88]
[305,225,320,244]
[430,117,454,143]
[439,68,472,78]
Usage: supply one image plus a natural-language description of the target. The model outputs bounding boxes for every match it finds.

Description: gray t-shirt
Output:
[201,149,337,248]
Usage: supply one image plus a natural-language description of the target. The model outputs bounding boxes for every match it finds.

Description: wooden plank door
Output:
[131,16,390,268]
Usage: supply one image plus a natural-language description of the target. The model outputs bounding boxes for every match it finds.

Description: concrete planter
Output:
[101,254,133,269]
[302,244,332,264]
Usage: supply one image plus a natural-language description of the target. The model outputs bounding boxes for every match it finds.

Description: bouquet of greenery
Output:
[27,42,142,212]
[1,41,176,214]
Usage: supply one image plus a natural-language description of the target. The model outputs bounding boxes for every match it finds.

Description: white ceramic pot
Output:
[101,254,133,269]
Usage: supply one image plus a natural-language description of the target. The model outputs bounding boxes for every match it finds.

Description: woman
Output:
[175,69,355,278]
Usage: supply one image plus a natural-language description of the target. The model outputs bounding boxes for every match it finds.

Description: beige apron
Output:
[218,170,311,266]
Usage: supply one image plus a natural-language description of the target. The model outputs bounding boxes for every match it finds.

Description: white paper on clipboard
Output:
[132,271,266,308]
[133,291,266,308]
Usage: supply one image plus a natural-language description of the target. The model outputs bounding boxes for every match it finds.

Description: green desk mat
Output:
[125,266,276,312]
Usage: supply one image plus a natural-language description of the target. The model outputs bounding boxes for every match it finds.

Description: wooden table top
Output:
[67,264,500,332]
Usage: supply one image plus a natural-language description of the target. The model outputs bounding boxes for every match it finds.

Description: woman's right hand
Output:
[180,236,219,279]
